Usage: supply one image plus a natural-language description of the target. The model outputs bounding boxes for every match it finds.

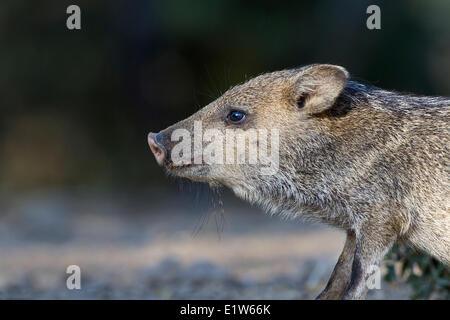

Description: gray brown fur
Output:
[148,64,450,299]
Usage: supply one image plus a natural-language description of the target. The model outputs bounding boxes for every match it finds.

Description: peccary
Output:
[148,64,449,299]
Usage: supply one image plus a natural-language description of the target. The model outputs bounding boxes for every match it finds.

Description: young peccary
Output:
[147,64,449,299]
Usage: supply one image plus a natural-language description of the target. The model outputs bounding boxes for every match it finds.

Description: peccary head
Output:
[148,64,349,209]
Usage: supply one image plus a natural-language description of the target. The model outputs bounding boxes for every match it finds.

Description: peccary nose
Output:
[148,132,166,166]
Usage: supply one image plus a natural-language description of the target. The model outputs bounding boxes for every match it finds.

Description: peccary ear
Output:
[293,64,349,115]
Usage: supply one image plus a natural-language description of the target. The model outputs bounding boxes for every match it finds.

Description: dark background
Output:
[1,0,449,192]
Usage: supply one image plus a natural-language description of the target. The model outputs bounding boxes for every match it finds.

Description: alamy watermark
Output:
[170,121,280,175]
[366,5,381,30]
[66,265,81,290]
[66,5,81,30]
[366,265,382,290]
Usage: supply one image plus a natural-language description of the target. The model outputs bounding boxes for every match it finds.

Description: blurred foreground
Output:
[0,188,409,299]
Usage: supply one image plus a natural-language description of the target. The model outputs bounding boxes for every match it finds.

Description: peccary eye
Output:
[227,110,246,123]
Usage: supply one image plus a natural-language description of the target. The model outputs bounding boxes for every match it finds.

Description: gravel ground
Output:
[0,188,411,299]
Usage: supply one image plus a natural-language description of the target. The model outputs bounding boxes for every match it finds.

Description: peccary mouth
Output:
[164,157,201,170]
[166,161,195,170]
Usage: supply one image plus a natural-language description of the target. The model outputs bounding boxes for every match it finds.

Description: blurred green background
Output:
[1,0,449,192]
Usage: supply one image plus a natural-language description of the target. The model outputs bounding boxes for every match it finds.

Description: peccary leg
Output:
[316,230,356,300]
[341,226,396,300]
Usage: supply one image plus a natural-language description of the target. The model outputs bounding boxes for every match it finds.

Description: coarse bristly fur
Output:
[148,64,450,300]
